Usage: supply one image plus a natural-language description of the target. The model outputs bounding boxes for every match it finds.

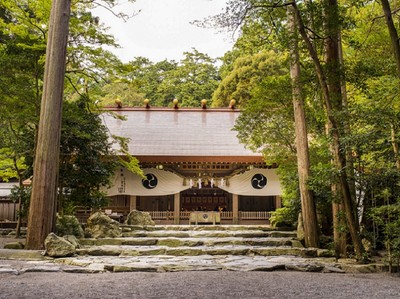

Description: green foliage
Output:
[270,207,297,228]
[9,185,31,219]
[58,95,118,211]
[0,149,25,181]
[371,195,400,272]
[269,164,301,228]
[109,49,220,107]
[170,49,220,107]
[213,51,289,107]
[95,80,145,107]
[55,215,84,238]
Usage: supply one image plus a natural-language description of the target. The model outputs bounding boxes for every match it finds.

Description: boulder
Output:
[125,210,155,226]
[63,235,80,248]
[56,215,84,238]
[85,212,122,238]
[44,233,76,257]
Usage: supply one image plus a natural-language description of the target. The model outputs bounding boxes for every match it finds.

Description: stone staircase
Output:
[53,225,338,272]
[78,225,317,258]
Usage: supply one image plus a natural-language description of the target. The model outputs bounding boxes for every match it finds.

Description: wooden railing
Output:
[148,211,174,220]
[179,211,191,220]
[148,211,271,220]
[221,211,233,219]
[239,211,272,220]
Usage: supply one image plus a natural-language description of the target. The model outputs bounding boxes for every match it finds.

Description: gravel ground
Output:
[0,266,399,299]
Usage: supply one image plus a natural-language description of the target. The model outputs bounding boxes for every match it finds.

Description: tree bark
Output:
[25,0,71,250]
[291,1,365,260]
[381,0,400,78]
[328,121,347,257]
[15,176,23,238]
[332,197,347,257]
[287,5,319,248]
[325,2,349,258]
[380,0,400,169]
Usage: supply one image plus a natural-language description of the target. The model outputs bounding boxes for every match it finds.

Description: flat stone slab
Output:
[50,255,347,273]
[0,249,45,261]
[0,253,383,274]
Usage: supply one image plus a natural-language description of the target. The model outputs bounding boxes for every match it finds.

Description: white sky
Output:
[93,0,235,63]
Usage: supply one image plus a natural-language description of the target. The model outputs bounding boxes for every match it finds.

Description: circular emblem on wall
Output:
[251,174,267,189]
[142,173,158,189]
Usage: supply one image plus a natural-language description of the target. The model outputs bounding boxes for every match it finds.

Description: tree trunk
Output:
[391,124,400,169]
[15,176,23,238]
[292,1,365,260]
[380,0,400,78]
[287,5,319,248]
[327,121,347,257]
[380,0,400,169]
[325,2,348,258]
[25,0,71,250]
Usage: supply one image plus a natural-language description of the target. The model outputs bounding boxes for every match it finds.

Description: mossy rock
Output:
[3,242,24,250]
[85,212,122,239]
[125,210,155,226]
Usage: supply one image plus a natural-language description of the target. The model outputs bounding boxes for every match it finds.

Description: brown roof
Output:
[102,108,262,161]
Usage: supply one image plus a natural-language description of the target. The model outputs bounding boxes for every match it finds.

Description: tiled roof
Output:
[102,108,261,158]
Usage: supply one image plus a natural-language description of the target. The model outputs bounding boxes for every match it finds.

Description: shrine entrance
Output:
[180,187,232,212]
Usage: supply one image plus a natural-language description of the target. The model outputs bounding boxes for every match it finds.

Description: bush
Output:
[270,207,297,228]
[55,215,84,238]
[371,202,400,272]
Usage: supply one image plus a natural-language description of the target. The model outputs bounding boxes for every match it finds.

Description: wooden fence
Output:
[0,200,17,221]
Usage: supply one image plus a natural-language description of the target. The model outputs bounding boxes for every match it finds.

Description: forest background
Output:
[1,0,400,266]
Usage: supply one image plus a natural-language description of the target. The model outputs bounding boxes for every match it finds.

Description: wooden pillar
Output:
[275,196,282,209]
[174,193,180,224]
[232,194,239,224]
[130,195,137,211]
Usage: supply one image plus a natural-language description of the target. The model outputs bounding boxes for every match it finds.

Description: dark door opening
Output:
[180,187,232,211]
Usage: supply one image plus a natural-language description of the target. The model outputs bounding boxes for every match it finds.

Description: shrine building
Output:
[101,101,282,224]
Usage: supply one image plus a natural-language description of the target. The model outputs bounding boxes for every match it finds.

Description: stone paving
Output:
[0,252,385,275]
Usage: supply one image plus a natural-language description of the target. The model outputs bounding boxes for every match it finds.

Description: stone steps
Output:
[77,245,318,258]
[80,236,301,247]
[75,225,321,259]
[120,225,297,238]
[49,224,339,273]
[121,230,297,238]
